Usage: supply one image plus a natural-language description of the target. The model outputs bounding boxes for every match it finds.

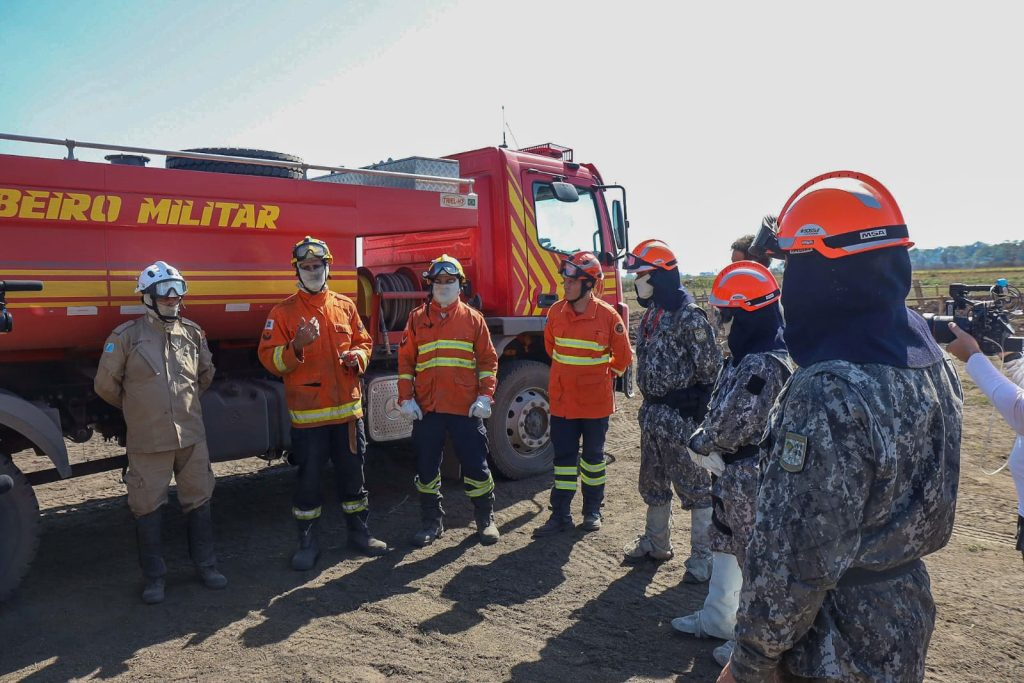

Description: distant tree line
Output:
[910,241,1024,269]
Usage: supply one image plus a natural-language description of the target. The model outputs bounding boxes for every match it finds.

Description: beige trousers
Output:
[125,441,215,516]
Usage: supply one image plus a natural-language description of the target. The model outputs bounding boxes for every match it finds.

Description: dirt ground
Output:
[1,361,1022,682]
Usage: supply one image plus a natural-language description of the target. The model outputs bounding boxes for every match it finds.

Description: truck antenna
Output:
[500,106,508,149]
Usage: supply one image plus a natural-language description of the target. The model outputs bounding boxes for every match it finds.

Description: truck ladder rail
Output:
[0,132,475,192]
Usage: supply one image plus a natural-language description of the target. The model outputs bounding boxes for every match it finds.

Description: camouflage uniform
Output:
[688,351,793,565]
[731,359,962,683]
[636,303,722,508]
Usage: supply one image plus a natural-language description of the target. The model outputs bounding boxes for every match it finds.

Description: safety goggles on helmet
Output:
[622,252,652,272]
[749,215,786,261]
[559,259,595,281]
[293,242,329,262]
[151,279,187,298]
[426,260,462,279]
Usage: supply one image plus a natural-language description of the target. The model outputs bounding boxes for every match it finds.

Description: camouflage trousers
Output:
[709,459,758,565]
[637,402,711,509]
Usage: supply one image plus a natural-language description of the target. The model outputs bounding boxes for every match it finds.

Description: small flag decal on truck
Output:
[440,193,478,209]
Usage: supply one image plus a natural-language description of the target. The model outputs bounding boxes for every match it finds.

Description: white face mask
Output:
[298,263,328,292]
[635,273,654,299]
[432,282,461,306]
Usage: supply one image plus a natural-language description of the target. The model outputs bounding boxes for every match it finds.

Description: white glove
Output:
[468,395,492,419]
[400,398,423,421]
[702,452,726,477]
[687,447,725,477]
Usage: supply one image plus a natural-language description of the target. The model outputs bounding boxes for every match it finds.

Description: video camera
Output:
[924,280,1024,355]
[0,280,44,334]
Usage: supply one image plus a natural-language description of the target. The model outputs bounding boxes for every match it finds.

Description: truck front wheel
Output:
[0,455,39,601]
[487,360,553,480]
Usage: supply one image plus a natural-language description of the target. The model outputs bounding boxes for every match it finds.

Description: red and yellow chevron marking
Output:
[0,268,359,308]
[507,170,565,315]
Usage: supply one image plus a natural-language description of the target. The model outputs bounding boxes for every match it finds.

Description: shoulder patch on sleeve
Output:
[104,342,116,353]
[780,432,807,472]
[265,319,275,330]
[693,327,707,343]
[614,322,625,335]
[745,375,767,395]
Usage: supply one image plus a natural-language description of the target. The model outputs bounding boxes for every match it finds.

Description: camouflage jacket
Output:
[732,359,963,683]
[635,303,721,400]
[688,351,793,457]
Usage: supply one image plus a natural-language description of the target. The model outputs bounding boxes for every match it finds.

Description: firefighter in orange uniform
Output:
[533,251,633,536]
[397,254,500,547]
[258,236,388,571]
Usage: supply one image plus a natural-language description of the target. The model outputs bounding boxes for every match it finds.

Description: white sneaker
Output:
[713,640,735,667]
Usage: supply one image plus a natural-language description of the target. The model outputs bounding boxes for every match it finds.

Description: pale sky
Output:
[2,0,1021,274]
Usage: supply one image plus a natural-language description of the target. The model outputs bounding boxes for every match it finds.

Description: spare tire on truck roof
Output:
[165,147,305,179]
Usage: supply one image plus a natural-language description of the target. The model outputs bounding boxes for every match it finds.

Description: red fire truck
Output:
[0,133,631,598]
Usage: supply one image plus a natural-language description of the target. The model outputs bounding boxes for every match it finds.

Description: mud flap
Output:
[0,391,70,478]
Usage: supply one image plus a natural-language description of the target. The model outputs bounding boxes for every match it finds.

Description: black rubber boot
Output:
[136,508,166,604]
[291,518,320,571]
[411,493,445,547]
[533,492,573,538]
[472,495,500,545]
[581,496,603,532]
[346,510,390,556]
[187,502,228,589]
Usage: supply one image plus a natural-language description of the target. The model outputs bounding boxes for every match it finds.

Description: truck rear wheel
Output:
[488,360,553,479]
[0,456,40,602]
[165,148,305,179]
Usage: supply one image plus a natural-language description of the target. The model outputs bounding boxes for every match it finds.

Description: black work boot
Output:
[187,502,228,589]
[136,508,167,604]
[291,518,320,571]
[533,492,573,538]
[412,493,445,547]
[581,496,603,532]
[346,510,390,556]
[472,495,500,545]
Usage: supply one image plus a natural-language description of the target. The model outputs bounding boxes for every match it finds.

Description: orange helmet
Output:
[624,239,677,273]
[709,261,780,311]
[559,251,604,282]
[777,171,911,259]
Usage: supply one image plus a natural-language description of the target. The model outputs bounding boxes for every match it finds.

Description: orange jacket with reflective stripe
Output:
[258,289,373,428]
[398,299,498,416]
[545,297,633,419]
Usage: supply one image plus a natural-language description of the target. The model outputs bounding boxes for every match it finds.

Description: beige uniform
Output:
[95,315,216,516]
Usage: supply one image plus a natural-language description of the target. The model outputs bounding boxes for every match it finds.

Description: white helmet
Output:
[136,261,188,297]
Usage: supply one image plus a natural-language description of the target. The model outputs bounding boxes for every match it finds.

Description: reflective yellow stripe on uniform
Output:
[415,357,476,372]
[416,473,442,495]
[551,351,611,366]
[554,336,606,351]
[463,474,495,498]
[289,399,363,425]
[553,464,578,491]
[341,496,368,514]
[273,345,288,373]
[293,506,322,520]
[580,459,607,486]
[398,373,415,380]
[478,370,496,379]
[418,339,475,354]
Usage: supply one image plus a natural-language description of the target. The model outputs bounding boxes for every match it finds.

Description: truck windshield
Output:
[533,182,601,255]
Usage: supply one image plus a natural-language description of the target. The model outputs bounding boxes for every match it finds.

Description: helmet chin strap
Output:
[566,279,595,304]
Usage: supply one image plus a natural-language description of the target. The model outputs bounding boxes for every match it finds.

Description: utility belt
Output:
[837,559,923,587]
[721,443,759,465]
[646,383,713,421]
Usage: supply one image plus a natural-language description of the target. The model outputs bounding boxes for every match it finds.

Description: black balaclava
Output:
[782,247,943,368]
[637,267,694,311]
[727,302,786,366]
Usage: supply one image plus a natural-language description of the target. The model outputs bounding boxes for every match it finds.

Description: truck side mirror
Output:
[551,181,579,203]
[611,200,627,251]
[597,251,616,267]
